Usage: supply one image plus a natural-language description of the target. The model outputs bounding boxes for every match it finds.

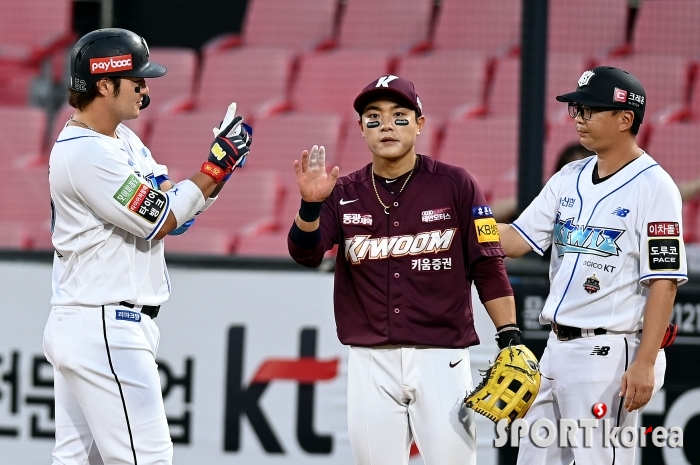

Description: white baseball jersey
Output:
[49,124,173,306]
[512,153,687,331]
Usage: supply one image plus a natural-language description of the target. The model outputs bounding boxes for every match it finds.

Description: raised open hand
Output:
[294,145,339,203]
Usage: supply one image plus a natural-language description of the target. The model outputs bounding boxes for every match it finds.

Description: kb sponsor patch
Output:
[116,310,141,322]
[648,239,680,270]
[475,217,500,243]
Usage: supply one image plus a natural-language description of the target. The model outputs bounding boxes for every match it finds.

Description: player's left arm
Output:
[620,278,677,412]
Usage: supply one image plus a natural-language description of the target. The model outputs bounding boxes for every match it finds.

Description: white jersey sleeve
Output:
[511,166,572,256]
[638,170,688,286]
[59,138,171,240]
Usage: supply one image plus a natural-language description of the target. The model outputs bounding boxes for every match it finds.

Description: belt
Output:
[551,322,606,341]
[119,301,160,319]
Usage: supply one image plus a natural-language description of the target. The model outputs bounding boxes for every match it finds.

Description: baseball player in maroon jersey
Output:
[287,75,523,464]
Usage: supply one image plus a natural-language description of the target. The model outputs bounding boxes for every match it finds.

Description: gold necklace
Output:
[371,157,416,215]
[69,114,96,131]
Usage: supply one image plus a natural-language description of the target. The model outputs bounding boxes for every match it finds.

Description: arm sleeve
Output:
[470,256,514,303]
[67,147,170,240]
[510,171,562,256]
[639,173,688,286]
[459,170,506,268]
[288,193,340,268]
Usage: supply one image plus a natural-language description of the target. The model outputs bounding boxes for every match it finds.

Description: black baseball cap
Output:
[556,66,646,123]
[354,75,423,117]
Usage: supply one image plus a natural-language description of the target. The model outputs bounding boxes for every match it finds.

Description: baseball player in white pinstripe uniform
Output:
[499,66,686,464]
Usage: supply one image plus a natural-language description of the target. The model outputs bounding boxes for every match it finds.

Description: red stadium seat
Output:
[0,0,73,64]
[145,47,198,116]
[237,0,337,50]
[291,50,392,116]
[488,54,590,119]
[632,0,700,56]
[338,0,434,51]
[487,58,520,117]
[602,55,691,123]
[148,110,231,177]
[439,117,519,200]
[234,231,292,257]
[646,123,700,184]
[396,51,490,120]
[193,169,284,235]
[0,222,31,250]
[0,166,51,245]
[548,0,627,54]
[432,1,521,54]
[196,48,296,117]
[164,227,234,255]
[0,105,47,166]
[692,77,700,121]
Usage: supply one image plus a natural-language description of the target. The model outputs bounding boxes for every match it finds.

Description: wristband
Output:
[299,199,323,222]
[496,324,520,333]
[200,162,229,183]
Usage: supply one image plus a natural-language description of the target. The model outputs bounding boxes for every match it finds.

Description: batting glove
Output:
[202,116,250,182]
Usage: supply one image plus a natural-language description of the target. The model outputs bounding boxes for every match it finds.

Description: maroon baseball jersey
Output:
[289,155,506,348]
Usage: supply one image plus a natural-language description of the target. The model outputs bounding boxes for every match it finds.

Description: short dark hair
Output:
[68,77,122,110]
[555,143,595,172]
[611,109,641,135]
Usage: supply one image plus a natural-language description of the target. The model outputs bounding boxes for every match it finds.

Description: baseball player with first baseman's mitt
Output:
[44,28,251,464]
[499,66,685,464]
[288,75,534,464]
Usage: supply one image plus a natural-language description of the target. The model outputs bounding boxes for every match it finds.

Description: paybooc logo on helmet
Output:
[89,54,133,74]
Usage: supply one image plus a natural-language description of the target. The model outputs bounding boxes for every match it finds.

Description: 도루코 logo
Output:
[89,54,133,74]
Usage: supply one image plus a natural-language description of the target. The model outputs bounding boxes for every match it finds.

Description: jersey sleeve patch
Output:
[475,217,500,243]
[647,222,680,237]
[472,205,494,218]
[648,239,681,270]
[113,174,167,223]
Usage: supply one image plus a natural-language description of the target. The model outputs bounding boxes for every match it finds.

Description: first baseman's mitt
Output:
[464,344,541,425]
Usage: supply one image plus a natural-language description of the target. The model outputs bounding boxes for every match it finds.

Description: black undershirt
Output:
[591,157,638,184]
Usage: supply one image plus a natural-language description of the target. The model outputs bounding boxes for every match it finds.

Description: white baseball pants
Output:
[44,304,172,465]
[516,331,666,465]
[347,346,476,465]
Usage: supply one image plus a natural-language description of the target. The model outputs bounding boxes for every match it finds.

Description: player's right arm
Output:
[498,170,565,258]
[496,224,533,258]
[288,145,340,267]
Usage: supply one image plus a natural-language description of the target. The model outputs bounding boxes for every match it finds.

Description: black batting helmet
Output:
[69,28,167,93]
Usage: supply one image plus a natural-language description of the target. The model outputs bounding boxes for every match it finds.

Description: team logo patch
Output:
[343,213,372,226]
[590,346,610,356]
[90,54,133,74]
[554,213,624,257]
[648,222,680,237]
[611,207,630,217]
[578,70,595,87]
[344,229,455,264]
[116,310,141,322]
[472,205,494,218]
[422,208,452,223]
[614,87,628,103]
[583,273,600,294]
[648,239,681,270]
[474,217,500,243]
[211,142,227,160]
